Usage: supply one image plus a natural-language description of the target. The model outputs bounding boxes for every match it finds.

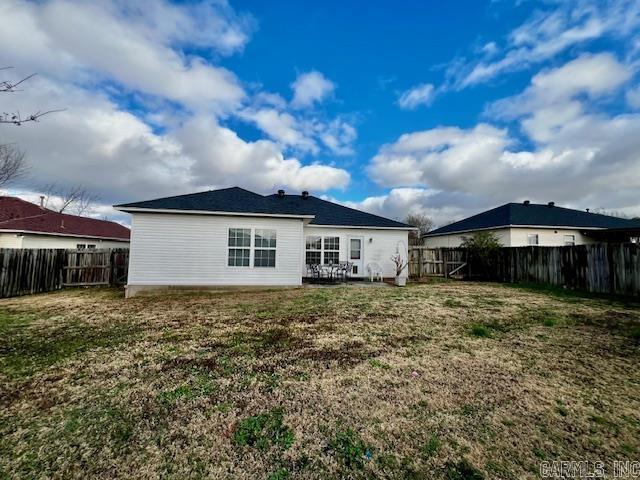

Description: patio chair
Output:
[306,264,322,283]
[338,261,354,282]
[366,262,383,282]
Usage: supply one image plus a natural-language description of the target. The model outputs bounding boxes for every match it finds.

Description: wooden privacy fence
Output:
[0,248,129,298]
[409,246,467,278]
[488,243,639,296]
[409,243,640,296]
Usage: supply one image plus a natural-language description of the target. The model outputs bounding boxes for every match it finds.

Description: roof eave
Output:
[0,229,130,241]
[115,206,316,220]
[423,224,611,237]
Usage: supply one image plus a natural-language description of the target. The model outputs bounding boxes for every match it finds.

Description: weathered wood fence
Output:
[409,243,640,296]
[0,248,129,298]
[409,247,467,278]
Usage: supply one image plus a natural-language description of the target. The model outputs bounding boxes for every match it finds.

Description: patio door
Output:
[348,236,364,277]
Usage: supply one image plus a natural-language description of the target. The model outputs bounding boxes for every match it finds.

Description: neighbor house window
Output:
[76,244,86,250]
[564,235,575,246]
[305,235,321,265]
[228,228,251,266]
[527,234,539,246]
[254,229,276,267]
[87,244,96,250]
[324,236,339,264]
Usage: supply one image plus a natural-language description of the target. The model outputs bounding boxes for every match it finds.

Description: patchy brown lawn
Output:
[0,281,639,479]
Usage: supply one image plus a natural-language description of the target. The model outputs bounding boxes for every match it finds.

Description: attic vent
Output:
[547,201,555,207]
[523,200,530,205]
[277,189,285,198]
[586,208,590,213]
[302,191,309,199]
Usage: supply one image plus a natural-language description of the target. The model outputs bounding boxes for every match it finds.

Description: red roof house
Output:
[0,196,130,249]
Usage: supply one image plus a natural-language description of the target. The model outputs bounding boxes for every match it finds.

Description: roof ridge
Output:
[114,186,255,208]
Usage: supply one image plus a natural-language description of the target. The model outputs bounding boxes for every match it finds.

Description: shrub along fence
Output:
[0,248,129,298]
[410,243,640,296]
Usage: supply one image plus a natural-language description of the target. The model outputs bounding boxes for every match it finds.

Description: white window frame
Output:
[323,236,340,265]
[527,234,539,246]
[228,228,252,267]
[563,234,575,246]
[227,227,277,268]
[305,235,322,265]
[254,229,277,268]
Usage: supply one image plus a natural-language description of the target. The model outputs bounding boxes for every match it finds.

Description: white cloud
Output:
[0,0,247,112]
[319,119,357,156]
[397,83,435,110]
[178,116,350,193]
[0,0,353,218]
[290,71,335,108]
[238,108,319,153]
[627,85,640,108]
[447,0,640,89]
[367,53,640,216]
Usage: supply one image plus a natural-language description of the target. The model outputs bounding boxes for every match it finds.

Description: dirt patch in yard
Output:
[0,283,639,479]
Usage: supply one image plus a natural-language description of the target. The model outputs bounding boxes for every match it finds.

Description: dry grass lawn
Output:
[1,281,639,479]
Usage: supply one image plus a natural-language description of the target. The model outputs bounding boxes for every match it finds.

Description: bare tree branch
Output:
[1,67,64,126]
[405,213,434,245]
[0,109,66,125]
[41,184,99,216]
[0,144,28,189]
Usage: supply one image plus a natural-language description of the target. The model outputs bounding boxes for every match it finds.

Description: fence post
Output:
[417,247,423,278]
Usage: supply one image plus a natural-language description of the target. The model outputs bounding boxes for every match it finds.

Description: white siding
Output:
[0,233,23,248]
[0,232,128,249]
[509,227,597,246]
[424,227,598,248]
[302,226,409,278]
[424,228,511,248]
[128,213,303,286]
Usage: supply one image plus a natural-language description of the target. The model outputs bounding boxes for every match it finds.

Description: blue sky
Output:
[1,0,640,225]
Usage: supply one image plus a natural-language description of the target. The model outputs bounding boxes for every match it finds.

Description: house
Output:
[0,196,130,249]
[423,201,640,248]
[114,187,412,297]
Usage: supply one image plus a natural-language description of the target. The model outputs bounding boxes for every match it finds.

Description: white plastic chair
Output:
[366,262,383,282]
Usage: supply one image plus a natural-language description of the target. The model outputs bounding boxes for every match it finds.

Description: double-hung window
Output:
[527,234,539,246]
[254,229,276,267]
[323,237,339,264]
[305,235,321,265]
[228,228,251,266]
[563,235,575,246]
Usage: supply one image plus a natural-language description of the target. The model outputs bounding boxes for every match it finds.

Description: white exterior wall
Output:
[424,227,598,248]
[423,228,511,248]
[0,232,129,249]
[127,212,304,287]
[508,227,597,246]
[302,226,409,278]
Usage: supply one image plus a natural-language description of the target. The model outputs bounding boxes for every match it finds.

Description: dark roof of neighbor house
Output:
[0,197,130,240]
[115,187,411,229]
[425,202,640,236]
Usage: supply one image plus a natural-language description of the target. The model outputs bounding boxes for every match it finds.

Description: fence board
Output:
[0,248,129,298]
[410,243,640,296]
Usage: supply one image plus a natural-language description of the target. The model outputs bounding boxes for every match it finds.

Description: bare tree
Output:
[41,184,99,216]
[1,67,64,125]
[0,144,28,188]
[404,212,434,245]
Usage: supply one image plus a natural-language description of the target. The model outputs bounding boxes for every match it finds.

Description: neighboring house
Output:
[0,196,130,249]
[115,187,412,297]
[423,201,640,248]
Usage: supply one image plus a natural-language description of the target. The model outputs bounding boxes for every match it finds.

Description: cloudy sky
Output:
[1,0,639,226]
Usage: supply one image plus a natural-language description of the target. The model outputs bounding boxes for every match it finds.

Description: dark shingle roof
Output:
[0,197,130,240]
[115,187,411,229]
[426,202,640,236]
